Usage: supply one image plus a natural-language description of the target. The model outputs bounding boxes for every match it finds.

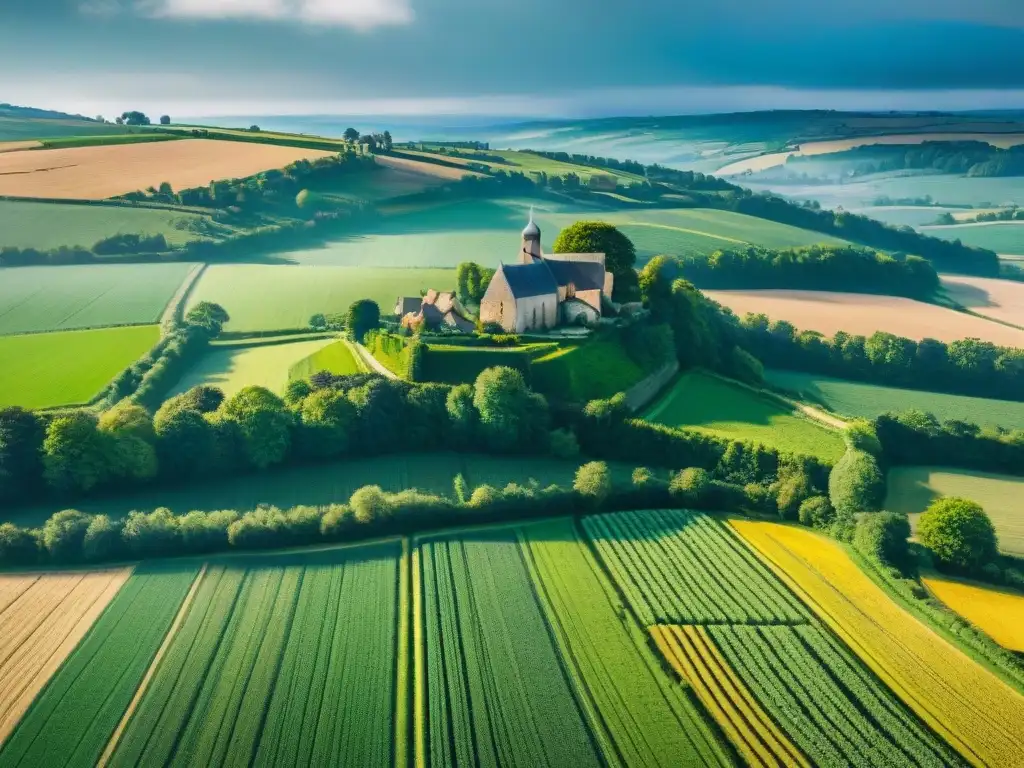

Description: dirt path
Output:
[159,263,206,334]
[97,563,207,767]
[354,341,398,379]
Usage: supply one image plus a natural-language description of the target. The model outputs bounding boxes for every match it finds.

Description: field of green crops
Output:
[0,325,160,409]
[922,222,1024,255]
[110,544,400,766]
[765,369,1024,430]
[186,265,456,332]
[288,338,363,380]
[169,337,337,399]
[644,370,847,462]
[0,563,200,768]
[0,201,212,251]
[0,263,192,335]
[885,466,1024,556]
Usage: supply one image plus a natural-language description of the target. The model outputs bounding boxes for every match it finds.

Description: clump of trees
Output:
[455,262,495,305]
[789,141,1024,179]
[918,497,999,572]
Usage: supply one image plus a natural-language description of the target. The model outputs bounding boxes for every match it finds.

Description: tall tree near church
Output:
[553,221,638,301]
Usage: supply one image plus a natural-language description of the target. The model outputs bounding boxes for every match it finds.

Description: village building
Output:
[394,289,475,332]
[478,213,613,333]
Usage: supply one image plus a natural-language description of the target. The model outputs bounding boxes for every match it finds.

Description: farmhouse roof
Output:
[499,261,558,300]
[396,296,421,316]
[545,259,605,292]
[443,310,475,332]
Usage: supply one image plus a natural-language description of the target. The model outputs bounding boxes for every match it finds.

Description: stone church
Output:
[479,213,613,333]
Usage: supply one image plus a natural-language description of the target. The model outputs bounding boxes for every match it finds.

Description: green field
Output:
[531,336,648,402]
[0,564,200,768]
[169,337,338,399]
[186,265,456,332]
[851,206,963,228]
[420,343,550,385]
[0,325,160,409]
[272,198,845,269]
[0,200,214,251]
[4,453,640,527]
[0,263,193,334]
[0,115,135,141]
[644,370,847,461]
[922,223,1024,255]
[885,466,1024,556]
[288,338,364,380]
[765,369,1024,431]
[111,544,400,766]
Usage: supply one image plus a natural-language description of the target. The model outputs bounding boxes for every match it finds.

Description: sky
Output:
[1,0,1023,119]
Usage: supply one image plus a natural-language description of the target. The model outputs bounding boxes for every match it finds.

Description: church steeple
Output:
[521,207,541,263]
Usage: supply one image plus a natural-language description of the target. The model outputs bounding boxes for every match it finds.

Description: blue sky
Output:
[1,0,1022,117]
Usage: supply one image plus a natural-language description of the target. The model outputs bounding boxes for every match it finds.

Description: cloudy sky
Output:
[1,0,1022,118]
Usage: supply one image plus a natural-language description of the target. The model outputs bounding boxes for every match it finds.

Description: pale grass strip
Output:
[411,544,426,768]
[394,538,411,768]
[0,575,41,618]
[0,568,133,746]
[97,563,208,768]
[0,575,85,662]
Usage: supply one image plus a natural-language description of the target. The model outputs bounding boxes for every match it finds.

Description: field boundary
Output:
[160,263,206,333]
[624,360,679,412]
[96,563,208,767]
[704,370,848,430]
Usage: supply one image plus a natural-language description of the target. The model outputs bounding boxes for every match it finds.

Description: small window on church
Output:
[566,282,576,299]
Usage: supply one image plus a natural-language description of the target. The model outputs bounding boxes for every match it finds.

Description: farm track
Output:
[160,263,207,333]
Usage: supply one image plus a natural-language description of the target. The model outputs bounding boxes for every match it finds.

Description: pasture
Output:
[0,200,212,250]
[884,467,1024,556]
[942,275,1024,328]
[288,338,363,380]
[531,336,648,402]
[922,575,1024,652]
[764,369,1024,430]
[0,139,336,200]
[169,337,338,399]
[186,265,456,332]
[705,289,1024,346]
[0,325,160,409]
[924,222,1024,255]
[0,116,134,142]
[643,370,847,462]
[732,519,1024,767]
[0,263,193,334]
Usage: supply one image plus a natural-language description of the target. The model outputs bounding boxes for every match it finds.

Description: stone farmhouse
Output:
[479,214,613,333]
[394,289,475,332]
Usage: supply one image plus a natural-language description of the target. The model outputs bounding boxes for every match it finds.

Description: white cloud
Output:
[93,0,414,29]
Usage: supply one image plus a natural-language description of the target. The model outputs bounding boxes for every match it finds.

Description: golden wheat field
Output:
[0,139,335,200]
[922,575,1024,652]
[0,568,132,742]
[704,289,1024,346]
[730,520,1024,767]
[941,275,1024,329]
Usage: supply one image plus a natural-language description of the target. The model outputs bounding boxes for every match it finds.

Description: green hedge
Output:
[421,345,537,384]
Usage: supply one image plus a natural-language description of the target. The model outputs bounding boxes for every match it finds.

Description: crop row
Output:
[582,509,808,625]
[0,564,200,768]
[707,624,963,768]
[419,531,602,767]
[520,519,732,767]
[110,544,399,766]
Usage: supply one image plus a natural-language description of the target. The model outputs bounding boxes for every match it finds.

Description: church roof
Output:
[500,261,558,300]
[545,259,605,291]
[522,209,540,240]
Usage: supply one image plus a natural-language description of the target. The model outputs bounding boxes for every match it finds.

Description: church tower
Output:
[521,208,541,263]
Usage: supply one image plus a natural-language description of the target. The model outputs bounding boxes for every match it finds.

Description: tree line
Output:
[677,243,939,299]
[790,141,1024,178]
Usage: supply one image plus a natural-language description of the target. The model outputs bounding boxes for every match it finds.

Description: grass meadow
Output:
[288,338,363,380]
[643,370,847,462]
[186,265,456,332]
[0,200,212,250]
[169,337,338,399]
[885,466,1024,556]
[764,369,1024,430]
[922,222,1024,255]
[0,325,160,409]
[0,116,136,142]
[0,263,193,334]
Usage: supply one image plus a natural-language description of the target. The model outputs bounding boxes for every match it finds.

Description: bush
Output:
[350,485,392,524]
[574,461,611,505]
[549,428,580,459]
[917,497,999,571]
[632,467,655,486]
[828,448,884,516]
[469,484,499,508]
[775,469,812,521]
[798,496,835,529]
[122,508,180,557]
[42,509,92,561]
[846,419,882,456]
[743,483,777,515]
[853,511,912,568]
[0,523,39,565]
[320,504,353,538]
[669,467,711,503]
[178,510,236,554]
[82,514,123,561]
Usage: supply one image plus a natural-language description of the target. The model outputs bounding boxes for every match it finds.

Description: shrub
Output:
[830,508,857,543]
[798,496,835,529]
[669,467,711,503]
[574,461,611,505]
[178,510,236,554]
[775,469,812,521]
[469,484,499,508]
[321,504,353,538]
[82,514,123,562]
[743,483,777,516]
[453,473,469,505]
[918,497,999,571]
[122,508,180,557]
[0,523,39,565]
[350,485,392,524]
[853,511,912,568]
[828,448,884,516]
[846,419,882,456]
[42,509,92,561]
[549,428,580,459]
[632,467,655,486]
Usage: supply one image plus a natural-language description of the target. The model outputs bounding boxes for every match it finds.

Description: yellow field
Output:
[374,154,481,180]
[923,575,1024,652]
[0,139,336,200]
[651,624,807,768]
[705,289,1024,346]
[0,568,133,743]
[730,520,1024,767]
[941,275,1024,329]
[0,141,39,154]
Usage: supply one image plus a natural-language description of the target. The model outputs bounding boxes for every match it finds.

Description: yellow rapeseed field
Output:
[923,575,1024,652]
[731,520,1024,767]
[651,624,808,768]
[0,569,132,744]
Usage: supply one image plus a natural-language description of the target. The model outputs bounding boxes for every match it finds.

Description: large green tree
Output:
[553,221,638,301]
[185,302,230,336]
[42,413,111,494]
[0,407,45,503]
[219,387,292,469]
[297,389,357,458]
[473,367,548,452]
[918,497,998,571]
[346,299,381,344]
